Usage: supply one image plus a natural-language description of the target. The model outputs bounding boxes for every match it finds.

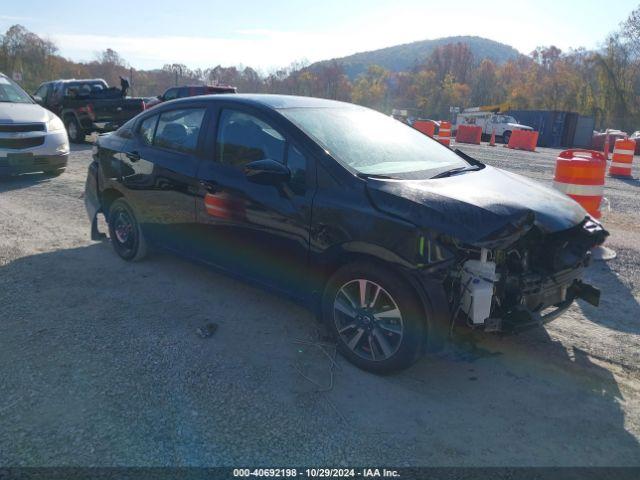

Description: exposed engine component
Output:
[449,217,606,333]
[460,249,496,325]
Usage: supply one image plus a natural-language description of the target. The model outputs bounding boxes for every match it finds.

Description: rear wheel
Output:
[65,116,85,144]
[107,198,147,261]
[322,262,427,373]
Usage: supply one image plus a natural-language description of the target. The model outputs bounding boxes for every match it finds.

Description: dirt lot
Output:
[0,140,639,467]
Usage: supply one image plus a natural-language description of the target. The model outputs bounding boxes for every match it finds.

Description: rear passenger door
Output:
[119,106,208,252]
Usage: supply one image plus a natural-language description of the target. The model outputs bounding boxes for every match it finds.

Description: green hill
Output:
[310,35,523,78]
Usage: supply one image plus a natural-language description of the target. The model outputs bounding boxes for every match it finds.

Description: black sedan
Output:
[84,94,607,373]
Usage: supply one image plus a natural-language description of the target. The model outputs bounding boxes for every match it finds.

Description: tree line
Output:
[1,5,639,131]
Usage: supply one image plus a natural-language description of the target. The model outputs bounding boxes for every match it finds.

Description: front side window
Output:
[280,106,467,178]
[154,108,205,154]
[216,110,285,167]
[287,144,307,195]
[0,76,34,104]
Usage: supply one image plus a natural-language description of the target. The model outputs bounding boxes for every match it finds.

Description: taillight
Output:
[78,104,95,120]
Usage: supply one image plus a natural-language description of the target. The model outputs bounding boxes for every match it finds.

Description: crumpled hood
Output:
[366,165,587,247]
[0,102,50,124]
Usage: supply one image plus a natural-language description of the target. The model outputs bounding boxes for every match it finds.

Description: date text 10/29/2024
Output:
[233,468,401,478]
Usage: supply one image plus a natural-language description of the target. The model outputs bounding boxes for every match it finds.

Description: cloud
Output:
[50,27,436,72]
[0,15,35,22]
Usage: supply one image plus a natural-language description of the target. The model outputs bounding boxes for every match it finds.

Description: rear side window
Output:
[216,110,285,167]
[139,115,158,145]
[154,108,205,154]
[116,118,136,139]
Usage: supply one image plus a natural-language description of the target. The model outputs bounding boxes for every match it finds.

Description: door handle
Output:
[126,151,140,162]
[199,180,218,193]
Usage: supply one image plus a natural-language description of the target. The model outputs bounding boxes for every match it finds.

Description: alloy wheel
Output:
[333,279,404,361]
[113,209,135,252]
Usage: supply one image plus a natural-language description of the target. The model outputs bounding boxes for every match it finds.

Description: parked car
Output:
[149,84,237,106]
[84,94,607,373]
[33,78,147,143]
[0,72,69,176]
[455,112,533,143]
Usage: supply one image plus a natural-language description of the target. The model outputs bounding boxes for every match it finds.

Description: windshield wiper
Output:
[357,173,397,179]
[430,165,481,179]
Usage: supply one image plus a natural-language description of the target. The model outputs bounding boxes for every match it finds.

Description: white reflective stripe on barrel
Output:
[439,129,451,134]
[610,161,633,169]
[613,149,634,156]
[553,181,604,196]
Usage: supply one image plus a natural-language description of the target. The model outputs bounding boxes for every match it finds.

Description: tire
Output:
[502,130,511,144]
[107,198,147,261]
[322,261,427,373]
[65,116,85,144]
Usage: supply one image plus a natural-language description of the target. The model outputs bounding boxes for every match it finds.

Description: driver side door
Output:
[193,107,316,299]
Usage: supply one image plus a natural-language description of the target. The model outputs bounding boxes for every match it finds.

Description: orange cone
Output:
[489,128,496,147]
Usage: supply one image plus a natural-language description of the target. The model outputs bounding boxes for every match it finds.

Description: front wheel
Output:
[322,262,427,373]
[502,130,511,144]
[107,198,147,261]
[65,116,85,144]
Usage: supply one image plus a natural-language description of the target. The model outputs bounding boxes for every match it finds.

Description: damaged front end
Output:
[442,217,608,334]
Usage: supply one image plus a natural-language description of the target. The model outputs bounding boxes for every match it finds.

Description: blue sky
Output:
[1,0,637,72]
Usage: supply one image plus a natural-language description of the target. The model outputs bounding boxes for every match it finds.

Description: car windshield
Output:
[280,106,467,177]
[0,76,34,104]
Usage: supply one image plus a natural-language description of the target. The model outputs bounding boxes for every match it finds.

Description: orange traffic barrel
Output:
[413,120,436,138]
[553,149,606,218]
[608,138,635,178]
[437,121,451,146]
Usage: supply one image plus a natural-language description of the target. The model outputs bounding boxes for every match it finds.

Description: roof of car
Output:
[42,78,107,85]
[170,93,355,110]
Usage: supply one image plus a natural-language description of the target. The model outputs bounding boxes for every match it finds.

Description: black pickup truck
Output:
[33,78,147,142]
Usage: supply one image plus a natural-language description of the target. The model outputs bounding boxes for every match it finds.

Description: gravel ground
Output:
[0,141,639,467]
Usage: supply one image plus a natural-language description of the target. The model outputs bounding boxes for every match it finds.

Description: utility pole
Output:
[171,64,183,86]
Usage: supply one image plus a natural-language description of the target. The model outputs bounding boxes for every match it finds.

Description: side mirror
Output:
[157,95,164,101]
[32,95,43,105]
[244,159,290,185]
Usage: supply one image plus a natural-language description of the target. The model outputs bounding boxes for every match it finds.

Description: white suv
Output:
[0,73,69,176]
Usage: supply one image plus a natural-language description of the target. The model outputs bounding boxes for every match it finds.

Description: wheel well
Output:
[101,189,123,218]
[319,252,444,353]
[320,252,428,315]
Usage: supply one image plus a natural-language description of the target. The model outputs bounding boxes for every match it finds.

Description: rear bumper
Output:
[84,160,106,240]
[0,152,68,175]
